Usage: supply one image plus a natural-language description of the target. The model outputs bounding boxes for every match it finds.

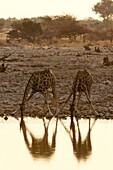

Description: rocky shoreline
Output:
[0,44,113,120]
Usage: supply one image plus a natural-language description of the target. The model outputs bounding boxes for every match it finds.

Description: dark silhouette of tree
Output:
[52,15,89,38]
[8,18,43,42]
[92,0,113,42]
[7,29,20,39]
[92,0,113,21]
[0,18,5,29]
[41,14,91,43]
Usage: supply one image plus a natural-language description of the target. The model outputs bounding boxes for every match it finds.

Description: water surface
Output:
[0,117,113,170]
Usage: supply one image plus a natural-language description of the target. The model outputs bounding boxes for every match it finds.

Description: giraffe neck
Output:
[21,73,34,117]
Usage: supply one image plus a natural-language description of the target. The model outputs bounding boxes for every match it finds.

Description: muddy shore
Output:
[0,44,113,120]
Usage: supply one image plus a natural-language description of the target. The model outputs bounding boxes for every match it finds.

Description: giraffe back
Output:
[30,69,56,93]
[73,69,93,94]
[21,68,57,112]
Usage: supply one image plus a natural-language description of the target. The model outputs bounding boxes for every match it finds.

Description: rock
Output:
[104,80,111,85]
[97,106,108,113]
[37,112,45,118]
[4,116,8,120]
[46,113,53,119]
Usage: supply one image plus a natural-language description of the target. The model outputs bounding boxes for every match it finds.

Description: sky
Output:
[1,0,101,20]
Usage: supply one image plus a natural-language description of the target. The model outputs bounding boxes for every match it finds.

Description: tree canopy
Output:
[92,0,113,21]
[8,18,43,42]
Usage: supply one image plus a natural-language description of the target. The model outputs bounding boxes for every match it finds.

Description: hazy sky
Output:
[1,0,101,19]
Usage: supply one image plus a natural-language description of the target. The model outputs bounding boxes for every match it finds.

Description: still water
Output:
[0,116,113,170]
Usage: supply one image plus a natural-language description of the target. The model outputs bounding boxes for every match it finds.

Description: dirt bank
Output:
[0,44,113,120]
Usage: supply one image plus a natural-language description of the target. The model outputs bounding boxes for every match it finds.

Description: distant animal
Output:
[103,56,113,66]
[20,68,57,119]
[0,63,8,72]
[84,45,91,51]
[95,46,101,53]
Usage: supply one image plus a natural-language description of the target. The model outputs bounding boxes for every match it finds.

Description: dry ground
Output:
[0,43,113,119]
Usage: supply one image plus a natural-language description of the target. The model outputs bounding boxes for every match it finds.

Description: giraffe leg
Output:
[70,81,80,115]
[85,89,98,115]
[77,91,82,110]
[55,92,72,117]
[51,118,58,148]
[42,117,51,129]
[71,79,80,115]
[43,90,53,116]
[86,91,92,114]
[21,90,35,114]
[51,86,58,115]
[27,90,35,102]
[70,90,76,119]
[51,86,57,107]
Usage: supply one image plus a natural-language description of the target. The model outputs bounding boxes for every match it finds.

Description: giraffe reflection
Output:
[20,118,58,160]
[61,118,96,161]
[71,118,96,161]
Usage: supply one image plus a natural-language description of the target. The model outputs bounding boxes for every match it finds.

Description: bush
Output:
[8,18,43,43]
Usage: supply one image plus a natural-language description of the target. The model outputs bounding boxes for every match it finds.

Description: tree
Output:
[92,0,113,21]
[0,18,5,29]
[43,15,90,39]
[9,18,43,42]
[53,15,79,37]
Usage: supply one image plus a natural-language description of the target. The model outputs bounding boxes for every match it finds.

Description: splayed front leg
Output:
[85,90,98,116]
[43,90,53,118]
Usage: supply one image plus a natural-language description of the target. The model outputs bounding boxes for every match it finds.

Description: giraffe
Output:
[59,69,98,116]
[20,68,57,119]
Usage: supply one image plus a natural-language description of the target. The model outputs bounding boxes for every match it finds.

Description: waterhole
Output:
[0,117,113,170]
